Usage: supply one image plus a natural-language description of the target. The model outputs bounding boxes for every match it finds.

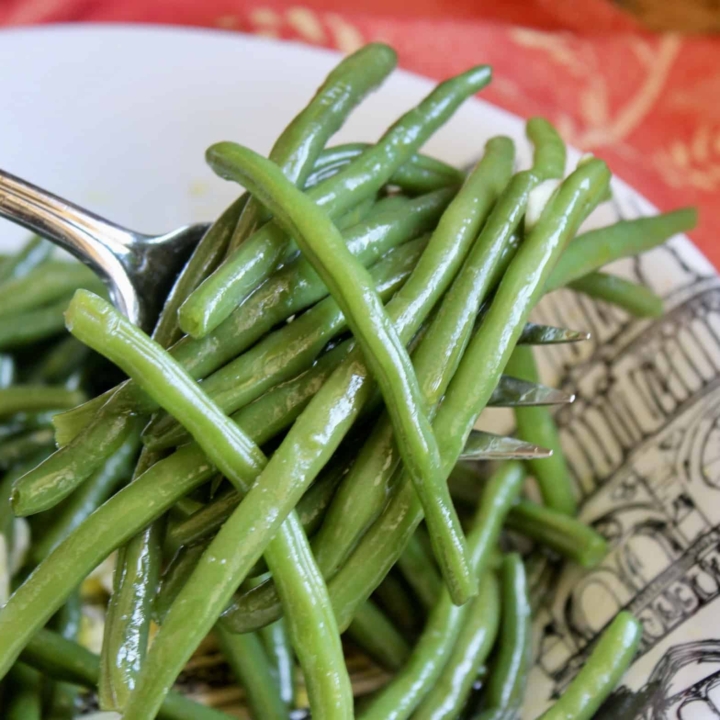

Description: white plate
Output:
[1,25,719,718]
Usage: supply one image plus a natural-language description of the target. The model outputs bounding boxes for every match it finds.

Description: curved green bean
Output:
[180,65,491,339]
[359,462,525,720]
[414,572,501,720]
[206,141,473,603]
[569,271,664,317]
[180,43,399,336]
[504,344,576,514]
[215,623,287,720]
[506,499,607,567]
[325,159,610,630]
[538,612,641,720]
[527,117,566,181]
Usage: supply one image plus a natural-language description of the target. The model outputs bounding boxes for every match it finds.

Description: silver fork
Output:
[0,169,207,332]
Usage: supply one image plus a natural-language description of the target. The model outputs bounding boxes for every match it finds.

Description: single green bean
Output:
[0,429,55,469]
[146,236,429,450]
[506,499,607,567]
[216,622,287,719]
[181,44,398,335]
[12,411,139,516]
[30,434,138,564]
[504,344,576,514]
[0,386,84,418]
[221,138,518,632]
[347,600,411,671]
[64,293,352,720]
[0,298,71,349]
[414,572,501,720]
[538,612,642,720]
[359,463,525,720]
[397,531,442,611]
[19,628,235,720]
[480,553,532,718]
[527,117,566,181]
[546,207,697,291]
[259,619,295,708]
[569,271,664,317]
[7,663,42,720]
[208,142,474,602]
[0,263,102,317]
[47,591,82,719]
[326,160,611,629]
[0,236,52,284]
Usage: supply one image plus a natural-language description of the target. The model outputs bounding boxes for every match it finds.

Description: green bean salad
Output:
[0,43,697,720]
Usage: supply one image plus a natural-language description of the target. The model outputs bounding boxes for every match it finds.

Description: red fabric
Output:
[1,0,716,267]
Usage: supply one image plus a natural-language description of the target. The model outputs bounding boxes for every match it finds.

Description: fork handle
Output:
[0,168,142,322]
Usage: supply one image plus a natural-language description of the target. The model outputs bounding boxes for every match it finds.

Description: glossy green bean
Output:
[325,160,611,629]
[0,386,84,418]
[480,553,532,718]
[414,572,501,720]
[207,142,474,602]
[11,410,139,516]
[569,271,664,317]
[0,236,52,284]
[504,344,576,514]
[506,499,607,567]
[359,463,525,720]
[180,44,398,335]
[146,236,429,450]
[221,138,518,632]
[259,619,295,707]
[216,623,287,719]
[0,263,102,317]
[538,612,642,720]
[0,298,70,349]
[527,117,566,181]
[19,628,235,720]
[546,207,697,291]
[7,663,42,720]
[30,434,138,563]
[347,600,411,670]
[397,531,441,611]
[64,294,352,719]
[47,591,82,719]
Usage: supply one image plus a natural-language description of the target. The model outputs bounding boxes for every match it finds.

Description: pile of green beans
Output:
[0,44,698,720]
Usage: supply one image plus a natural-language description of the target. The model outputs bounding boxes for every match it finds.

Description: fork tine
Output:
[518,322,590,345]
[459,429,552,460]
[489,375,575,407]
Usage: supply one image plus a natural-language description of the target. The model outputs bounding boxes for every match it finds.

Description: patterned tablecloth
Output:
[0,0,717,268]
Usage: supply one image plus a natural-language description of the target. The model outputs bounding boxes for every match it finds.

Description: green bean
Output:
[373,571,419,637]
[180,45,399,336]
[396,531,441,611]
[0,429,55,468]
[11,411,139,516]
[206,142,474,603]
[568,271,664,317]
[259,619,295,707]
[181,65,491,340]
[7,663,42,720]
[0,386,84,418]
[154,543,207,622]
[146,235,430,450]
[359,463,525,720]
[347,600,410,670]
[19,628,235,720]
[504,344,576,514]
[216,623,287,719]
[480,553,532,718]
[47,591,82,719]
[0,297,73,350]
[527,117,566,181]
[538,612,642,720]
[0,236,52,285]
[506,499,608,567]
[326,160,610,629]
[221,137,517,632]
[64,293,352,719]
[546,207,697,292]
[0,263,103,317]
[414,572,501,720]
[29,337,89,384]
